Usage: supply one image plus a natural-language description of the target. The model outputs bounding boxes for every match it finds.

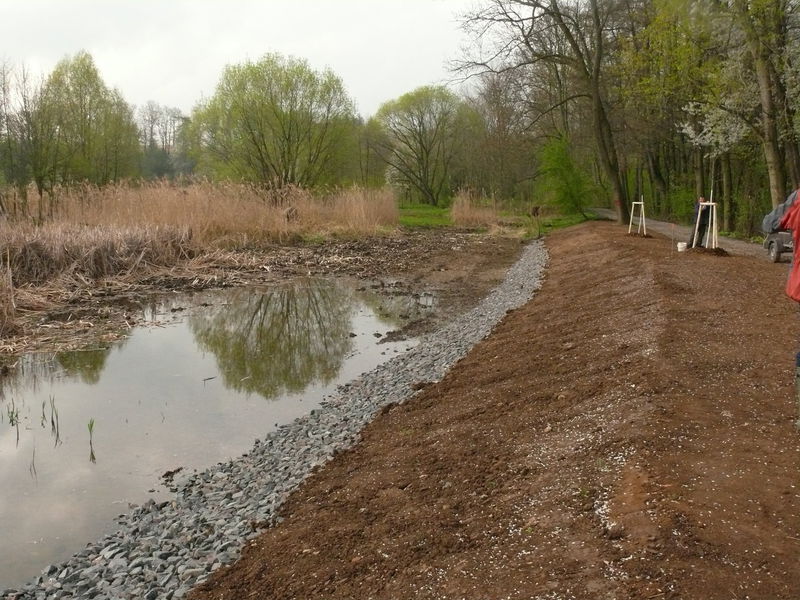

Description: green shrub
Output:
[536,137,594,217]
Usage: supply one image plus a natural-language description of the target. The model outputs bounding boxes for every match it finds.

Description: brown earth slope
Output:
[190,221,800,600]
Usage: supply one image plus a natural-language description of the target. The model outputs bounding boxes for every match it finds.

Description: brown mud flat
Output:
[190,221,800,600]
[0,230,523,360]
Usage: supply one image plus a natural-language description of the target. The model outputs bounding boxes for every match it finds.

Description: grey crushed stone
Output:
[0,240,548,600]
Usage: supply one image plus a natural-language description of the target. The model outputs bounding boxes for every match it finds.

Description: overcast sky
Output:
[1,0,478,118]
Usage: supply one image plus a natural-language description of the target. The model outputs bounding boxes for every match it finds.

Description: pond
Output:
[0,278,429,590]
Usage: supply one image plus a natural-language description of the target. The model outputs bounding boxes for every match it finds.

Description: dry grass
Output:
[0,183,399,342]
[0,182,398,289]
[19,181,398,244]
[450,189,500,228]
[0,261,14,337]
[1,222,195,286]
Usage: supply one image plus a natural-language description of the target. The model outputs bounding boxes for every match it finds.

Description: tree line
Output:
[0,51,192,218]
[460,0,800,231]
[0,50,527,211]
[2,0,799,234]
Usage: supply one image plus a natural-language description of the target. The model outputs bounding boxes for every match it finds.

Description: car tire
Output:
[769,241,781,263]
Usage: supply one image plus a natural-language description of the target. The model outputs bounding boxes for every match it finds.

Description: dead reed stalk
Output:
[17,181,398,243]
[0,257,15,336]
[0,181,399,290]
[450,189,500,228]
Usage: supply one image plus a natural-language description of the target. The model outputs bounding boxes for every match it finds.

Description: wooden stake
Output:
[628,199,647,236]
[696,201,719,249]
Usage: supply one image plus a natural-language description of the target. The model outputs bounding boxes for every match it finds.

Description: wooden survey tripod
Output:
[691,201,719,249]
[628,197,647,236]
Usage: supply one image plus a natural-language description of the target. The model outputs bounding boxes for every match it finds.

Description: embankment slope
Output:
[191,221,800,600]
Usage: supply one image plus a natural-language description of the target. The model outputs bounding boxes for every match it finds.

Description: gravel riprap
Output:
[1,240,547,600]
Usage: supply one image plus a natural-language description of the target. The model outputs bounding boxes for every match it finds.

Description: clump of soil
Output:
[686,246,729,256]
[190,221,800,600]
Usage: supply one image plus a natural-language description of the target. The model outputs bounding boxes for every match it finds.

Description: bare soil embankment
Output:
[190,221,800,600]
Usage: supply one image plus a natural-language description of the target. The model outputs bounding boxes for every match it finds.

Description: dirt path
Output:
[594,208,767,260]
[189,221,800,600]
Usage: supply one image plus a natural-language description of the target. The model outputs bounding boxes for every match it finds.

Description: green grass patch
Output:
[399,203,452,228]
[542,212,596,230]
[524,211,598,239]
[299,232,329,245]
[719,230,764,244]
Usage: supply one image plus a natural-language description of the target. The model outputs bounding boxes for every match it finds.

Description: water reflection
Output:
[0,281,434,402]
[56,349,112,385]
[1,346,114,398]
[357,286,438,327]
[0,278,420,590]
[189,280,355,399]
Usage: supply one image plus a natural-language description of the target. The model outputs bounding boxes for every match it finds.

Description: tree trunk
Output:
[773,64,800,187]
[769,7,800,189]
[694,148,705,200]
[549,0,628,223]
[748,34,787,207]
[647,150,668,215]
[721,152,733,232]
[591,89,628,223]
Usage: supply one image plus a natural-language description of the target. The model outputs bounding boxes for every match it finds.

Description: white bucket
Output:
[677,242,687,252]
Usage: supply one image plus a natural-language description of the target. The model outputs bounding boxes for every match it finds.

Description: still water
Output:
[0,278,425,589]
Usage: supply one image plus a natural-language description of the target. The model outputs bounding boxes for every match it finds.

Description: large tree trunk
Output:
[736,0,789,209]
[594,109,629,223]
[592,0,628,224]
[754,52,787,208]
[769,6,800,189]
[549,0,629,223]
[771,61,800,188]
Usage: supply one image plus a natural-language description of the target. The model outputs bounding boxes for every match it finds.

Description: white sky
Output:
[1,0,478,118]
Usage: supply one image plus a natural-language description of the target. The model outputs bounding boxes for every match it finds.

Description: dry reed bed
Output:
[450,189,501,228]
[2,224,195,286]
[0,264,13,337]
[34,182,398,243]
[0,183,399,337]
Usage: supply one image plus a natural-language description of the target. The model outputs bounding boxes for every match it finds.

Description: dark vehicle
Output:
[762,190,799,262]
[764,231,794,263]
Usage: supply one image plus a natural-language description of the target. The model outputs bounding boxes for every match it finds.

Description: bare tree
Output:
[460,0,631,222]
[138,100,163,149]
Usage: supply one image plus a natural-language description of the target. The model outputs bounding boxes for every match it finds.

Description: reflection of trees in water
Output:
[189,279,356,399]
[56,349,111,384]
[357,287,436,327]
[1,346,114,402]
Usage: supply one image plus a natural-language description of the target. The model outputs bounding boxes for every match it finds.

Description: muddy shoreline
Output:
[1,235,546,600]
[1,229,525,362]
